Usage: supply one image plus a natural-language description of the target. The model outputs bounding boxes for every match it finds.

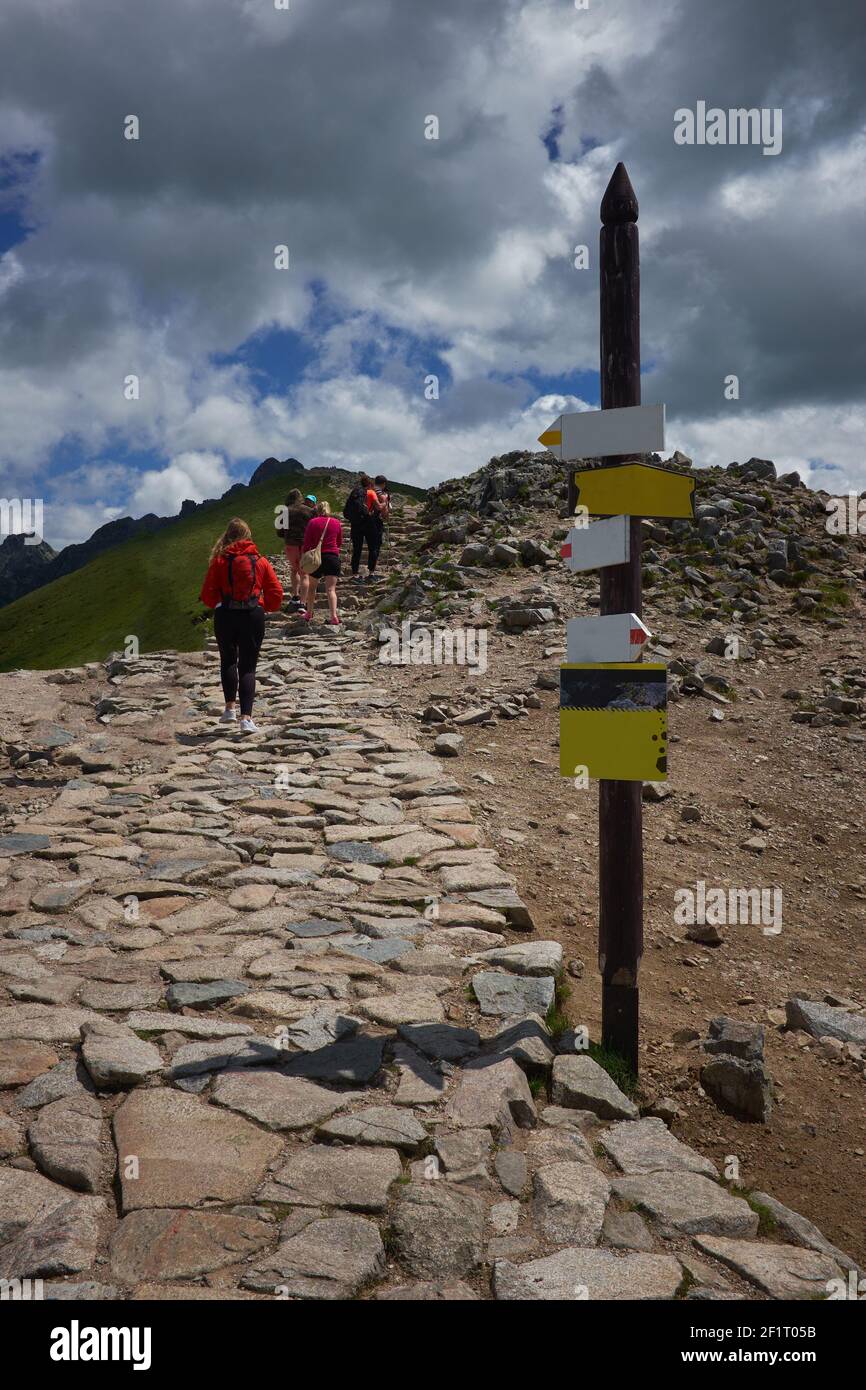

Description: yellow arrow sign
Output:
[573,463,695,519]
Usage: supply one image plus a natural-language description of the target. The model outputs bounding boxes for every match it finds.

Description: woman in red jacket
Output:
[199,518,283,732]
[301,501,342,625]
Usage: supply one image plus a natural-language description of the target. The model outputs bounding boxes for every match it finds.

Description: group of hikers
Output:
[198,473,391,732]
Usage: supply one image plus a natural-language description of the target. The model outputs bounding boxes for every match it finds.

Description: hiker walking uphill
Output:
[274,488,315,612]
[301,500,342,626]
[199,518,283,732]
[343,472,384,581]
[371,474,391,569]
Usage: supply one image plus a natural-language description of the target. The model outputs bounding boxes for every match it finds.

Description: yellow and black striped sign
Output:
[560,663,668,781]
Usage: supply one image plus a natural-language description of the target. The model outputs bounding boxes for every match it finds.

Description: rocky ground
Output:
[0,505,863,1301]
[351,450,866,1269]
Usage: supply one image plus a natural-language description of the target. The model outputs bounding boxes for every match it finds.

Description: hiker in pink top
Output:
[301,501,342,625]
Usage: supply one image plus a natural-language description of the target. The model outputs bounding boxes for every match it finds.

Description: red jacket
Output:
[199,539,283,612]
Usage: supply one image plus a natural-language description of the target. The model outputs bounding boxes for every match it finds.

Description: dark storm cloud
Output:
[0,0,863,506]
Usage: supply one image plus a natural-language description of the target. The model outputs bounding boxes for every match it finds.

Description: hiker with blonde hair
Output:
[300,500,342,626]
[199,518,283,732]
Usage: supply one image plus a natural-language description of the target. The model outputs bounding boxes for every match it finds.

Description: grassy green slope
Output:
[0,472,424,672]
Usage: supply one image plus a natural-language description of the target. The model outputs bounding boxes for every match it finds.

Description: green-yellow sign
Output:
[560,663,668,782]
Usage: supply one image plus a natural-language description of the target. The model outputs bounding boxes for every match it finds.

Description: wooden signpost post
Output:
[541,163,695,1075]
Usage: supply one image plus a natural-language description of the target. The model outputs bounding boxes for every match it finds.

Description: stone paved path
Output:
[0,579,859,1300]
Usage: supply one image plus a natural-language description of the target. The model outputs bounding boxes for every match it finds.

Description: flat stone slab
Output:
[0,1039,59,1087]
[327,840,390,865]
[165,980,250,1008]
[31,881,93,912]
[494,1248,684,1300]
[465,889,534,930]
[283,1034,385,1084]
[14,1058,94,1110]
[160,956,244,983]
[28,1093,104,1192]
[533,1162,611,1246]
[258,1144,402,1211]
[495,1149,528,1197]
[785,997,866,1047]
[358,991,444,1026]
[0,832,52,855]
[611,1172,759,1238]
[433,1128,493,1185]
[81,1029,163,1089]
[392,1184,486,1279]
[474,941,562,976]
[337,937,416,965]
[0,1005,103,1043]
[392,1042,446,1105]
[78,981,164,1011]
[113,1088,282,1211]
[447,1057,537,1131]
[241,1214,384,1299]
[0,1167,88,1242]
[480,1015,555,1073]
[285,919,350,938]
[471,971,554,1018]
[317,1106,427,1152]
[695,1236,844,1299]
[274,1009,360,1053]
[110,1208,273,1285]
[211,1071,348,1131]
[599,1118,719,1178]
[551,1055,638,1121]
[398,1022,480,1063]
[169,1035,282,1078]
[0,1194,106,1279]
[440,864,512,892]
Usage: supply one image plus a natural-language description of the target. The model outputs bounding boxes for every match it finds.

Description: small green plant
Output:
[588,1042,638,1098]
[744,1193,778,1237]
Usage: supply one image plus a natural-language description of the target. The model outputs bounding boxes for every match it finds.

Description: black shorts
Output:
[313,553,341,578]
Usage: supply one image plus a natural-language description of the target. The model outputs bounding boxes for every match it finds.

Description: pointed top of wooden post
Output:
[600,162,638,224]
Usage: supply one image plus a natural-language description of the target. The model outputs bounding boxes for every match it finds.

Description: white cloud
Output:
[130,451,234,516]
[0,0,863,546]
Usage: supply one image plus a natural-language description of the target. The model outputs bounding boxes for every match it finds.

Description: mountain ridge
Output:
[0,455,312,611]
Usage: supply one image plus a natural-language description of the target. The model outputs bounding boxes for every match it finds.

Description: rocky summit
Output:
[0,457,863,1302]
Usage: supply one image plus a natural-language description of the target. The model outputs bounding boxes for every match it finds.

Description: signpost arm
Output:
[598,162,643,1073]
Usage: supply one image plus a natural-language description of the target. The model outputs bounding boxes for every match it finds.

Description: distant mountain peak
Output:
[249,456,305,487]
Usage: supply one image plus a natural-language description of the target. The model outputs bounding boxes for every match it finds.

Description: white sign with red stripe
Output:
[560,514,630,572]
[566,612,652,664]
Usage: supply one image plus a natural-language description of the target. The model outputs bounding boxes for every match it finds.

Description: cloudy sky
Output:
[1,0,864,549]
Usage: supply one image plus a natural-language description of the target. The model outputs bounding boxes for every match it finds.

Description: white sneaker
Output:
[239,717,258,734]
[219,708,237,723]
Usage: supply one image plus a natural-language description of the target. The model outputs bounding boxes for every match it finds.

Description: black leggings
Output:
[351,518,382,574]
[214,606,265,716]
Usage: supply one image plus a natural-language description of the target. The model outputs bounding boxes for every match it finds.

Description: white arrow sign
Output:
[560,514,630,572]
[539,403,665,461]
[566,612,652,664]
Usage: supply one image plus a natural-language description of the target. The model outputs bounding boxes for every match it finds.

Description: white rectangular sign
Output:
[560,514,630,572]
[566,612,651,664]
[540,403,665,461]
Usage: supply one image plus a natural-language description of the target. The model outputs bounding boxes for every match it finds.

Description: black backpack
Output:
[343,486,368,524]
